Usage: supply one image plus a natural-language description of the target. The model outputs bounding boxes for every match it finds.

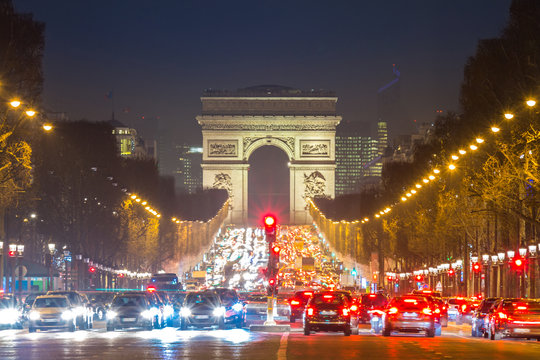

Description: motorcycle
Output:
[369,308,385,334]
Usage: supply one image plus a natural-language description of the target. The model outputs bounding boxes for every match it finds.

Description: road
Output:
[1,322,539,359]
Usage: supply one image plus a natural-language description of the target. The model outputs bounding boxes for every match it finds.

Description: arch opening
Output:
[248,145,290,225]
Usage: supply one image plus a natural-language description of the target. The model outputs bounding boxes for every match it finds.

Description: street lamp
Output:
[47,244,55,291]
[507,250,515,260]
[518,248,527,257]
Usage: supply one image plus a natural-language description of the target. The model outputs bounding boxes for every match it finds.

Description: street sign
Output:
[15,265,27,278]
[436,281,443,292]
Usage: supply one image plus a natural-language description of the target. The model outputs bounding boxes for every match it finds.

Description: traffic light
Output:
[88,266,96,273]
[448,268,455,276]
[267,278,277,296]
[472,263,481,273]
[8,250,16,257]
[271,244,281,256]
[512,257,525,273]
[415,274,424,282]
[263,214,277,237]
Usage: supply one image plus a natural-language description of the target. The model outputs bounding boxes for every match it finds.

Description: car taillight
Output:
[498,312,507,319]
[350,305,358,312]
[516,306,527,311]
[290,300,300,306]
[423,308,432,315]
[307,308,314,316]
[388,307,398,314]
[461,304,467,311]
[442,306,446,310]
[434,308,441,314]
[342,308,349,316]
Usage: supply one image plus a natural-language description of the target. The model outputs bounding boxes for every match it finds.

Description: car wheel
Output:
[489,325,496,340]
[382,326,391,337]
[344,326,351,336]
[29,327,36,333]
[483,330,488,338]
[426,327,436,337]
[290,315,296,323]
[97,309,104,321]
[304,324,310,336]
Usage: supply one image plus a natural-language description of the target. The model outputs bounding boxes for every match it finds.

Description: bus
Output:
[148,273,181,291]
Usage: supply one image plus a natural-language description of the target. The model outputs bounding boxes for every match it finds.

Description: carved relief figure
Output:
[300,140,330,156]
[208,141,237,156]
[213,173,233,201]
[303,171,327,201]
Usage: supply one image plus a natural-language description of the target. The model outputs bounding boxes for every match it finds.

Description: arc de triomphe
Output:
[197,85,341,225]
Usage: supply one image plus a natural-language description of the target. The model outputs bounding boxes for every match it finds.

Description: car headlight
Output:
[29,311,41,321]
[74,306,85,316]
[106,311,117,320]
[61,311,73,320]
[141,310,154,319]
[180,308,191,317]
[213,307,226,317]
[0,309,18,324]
[232,303,243,312]
[164,305,174,317]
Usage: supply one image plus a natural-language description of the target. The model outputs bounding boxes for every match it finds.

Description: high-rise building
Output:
[175,144,203,194]
[108,120,149,158]
[335,121,379,195]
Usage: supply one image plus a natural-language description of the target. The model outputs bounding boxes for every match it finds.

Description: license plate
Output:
[403,312,417,318]
[195,315,209,319]
[122,317,136,322]
[320,310,336,316]
[42,318,58,322]
[514,328,530,333]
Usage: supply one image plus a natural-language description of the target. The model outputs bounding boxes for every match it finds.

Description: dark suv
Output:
[304,292,353,336]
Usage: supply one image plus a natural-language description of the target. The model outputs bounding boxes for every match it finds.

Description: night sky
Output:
[14,0,512,143]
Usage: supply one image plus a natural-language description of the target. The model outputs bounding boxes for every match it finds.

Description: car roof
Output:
[35,295,69,300]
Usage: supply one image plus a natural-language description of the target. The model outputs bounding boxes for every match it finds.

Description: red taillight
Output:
[434,308,441,314]
[498,312,507,319]
[290,300,300,306]
[516,306,528,311]
[304,292,313,297]
[323,295,333,299]
[388,307,398,314]
[461,304,467,311]
[423,308,432,315]
[342,308,349,316]
[404,299,417,304]
[147,285,156,292]
[442,306,446,310]
[350,305,358,312]
[307,307,314,316]
[369,294,376,298]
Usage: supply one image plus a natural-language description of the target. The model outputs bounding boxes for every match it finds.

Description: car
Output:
[86,291,115,321]
[382,296,437,337]
[471,297,501,337]
[121,291,165,329]
[0,295,23,329]
[244,293,270,322]
[106,293,156,331]
[208,288,245,328]
[358,293,388,324]
[180,291,225,330]
[47,291,93,330]
[488,298,540,341]
[22,292,46,321]
[289,290,314,322]
[447,297,468,323]
[303,292,353,336]
[169,292,188,326]
[28,295,77,332]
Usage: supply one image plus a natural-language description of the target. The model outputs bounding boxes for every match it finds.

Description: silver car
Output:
[28,295,77,333]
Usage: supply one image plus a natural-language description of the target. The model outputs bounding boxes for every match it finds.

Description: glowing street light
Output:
[504,113,514,120]
[491,126,500,133]
[10,100,21,108]
[415,184,422,189]
[476,138,484,144]
[449,164,456,170]
[526,99,536,107]
[470,144,478,151]
[42,123,53,132]
[428,175,435,180]
[451,155,459,160]
[433,169,440,174]
[25,110,36,117]
[401,197,407,202]
[458,149,466,155]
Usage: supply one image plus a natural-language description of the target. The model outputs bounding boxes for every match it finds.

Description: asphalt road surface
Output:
[1,323,539,360]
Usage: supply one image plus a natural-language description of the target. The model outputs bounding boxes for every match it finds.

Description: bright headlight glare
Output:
[74,306,85,316]
[61,311,73,320]
[0,309,18,324]
[232,303,243,312]
[106,311,117,320]
[213,306,226,317]
[164,305,174,317]
[141,310,153,319]
[180,308,191,317]
[29,311,41,321]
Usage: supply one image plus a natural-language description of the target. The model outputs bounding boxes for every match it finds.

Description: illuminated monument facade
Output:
[197,85,341,225]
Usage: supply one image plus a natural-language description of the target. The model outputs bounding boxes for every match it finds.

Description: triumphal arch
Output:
[197,85,341,225]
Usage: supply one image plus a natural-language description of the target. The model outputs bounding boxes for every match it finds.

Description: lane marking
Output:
[277,332,289,360]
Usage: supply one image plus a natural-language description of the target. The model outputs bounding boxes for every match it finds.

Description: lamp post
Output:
[507,250,515,297]
[491,255,499,298]
[0,241,3,292]
[471,255,479,296]
[497,252,505,297]
[518,247,527,297]
[528,245,537,298]
[482,254,490,297]
[16,244,24,302]
[47,244,55,291]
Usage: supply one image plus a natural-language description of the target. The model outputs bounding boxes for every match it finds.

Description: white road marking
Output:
[277,332,289,360]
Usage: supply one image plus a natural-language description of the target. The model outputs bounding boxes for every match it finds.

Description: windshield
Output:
[390,298,428,310]
[311,294,345,306]
[34,297,68,308]
[361,295,387,307]
[112,296,146,307]
[49,292,79,305]
[185,293,220,306]
[479,299,498,312]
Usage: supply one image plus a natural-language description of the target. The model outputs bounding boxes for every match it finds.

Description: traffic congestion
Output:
[1,225,539,346]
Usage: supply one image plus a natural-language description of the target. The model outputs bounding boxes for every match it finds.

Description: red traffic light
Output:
[415,275,424,282]
[264,215,275,227]
[272,245,281,254]
[269,278,276,286]
[448,269,455,276]
[8,250,16,257]
[147,285,156,292]
[472,263,481,273]
[88,266,96,273]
